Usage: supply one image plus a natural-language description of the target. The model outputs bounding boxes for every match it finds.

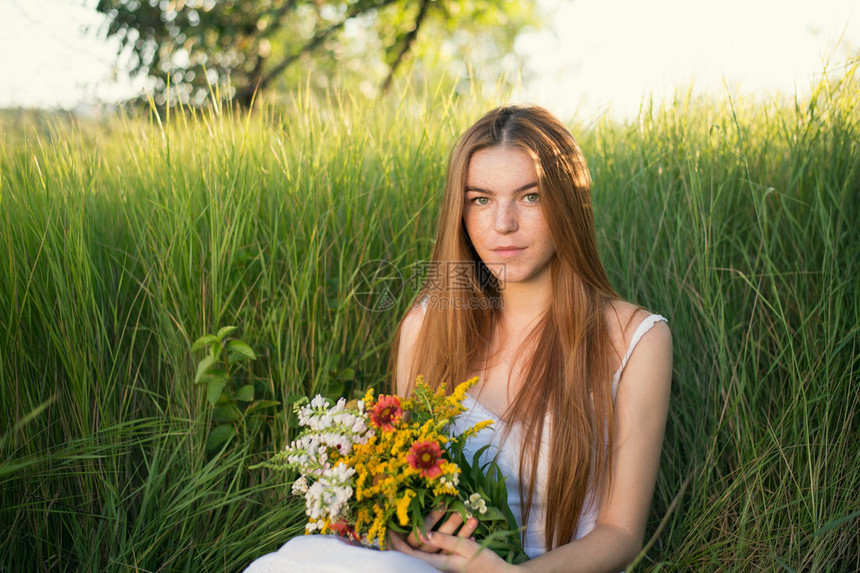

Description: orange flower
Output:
[407,440,444,479]
[369,395,402,431]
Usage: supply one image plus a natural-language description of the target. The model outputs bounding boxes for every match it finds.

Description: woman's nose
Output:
[494,203,519,233]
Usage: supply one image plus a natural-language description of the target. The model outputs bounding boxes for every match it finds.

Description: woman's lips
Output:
[491,246,525,256]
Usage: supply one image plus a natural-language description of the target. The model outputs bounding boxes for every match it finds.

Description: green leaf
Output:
[246,400,280,415]
[227,339,256,360]
[480,507,506,521]
[227,351,246,366]
[192,334,219,353]
[208,340,222,361]
[213,404,241,422]
[217,325,237,340]
[334,367,355,381]
[206,424,235,454]
[200,368,229,384]
[236,384,254,402]
[411,503,424,533]
[388,521,409,533]
[812,509,860,537]
[194,354,216,383]
[325,381,345,398]
[207,377,228,406]
[449,500,468,518]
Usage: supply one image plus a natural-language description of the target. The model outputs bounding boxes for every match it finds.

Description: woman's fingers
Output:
[403,507,478,554]
[392,531,469,573]
[406,507,447,551]
[389,534,452,572]
[424,507,448,530]
[457,516,479,538]
[435,512,464,535]
[421,531,471,556]
[394,529,507,573]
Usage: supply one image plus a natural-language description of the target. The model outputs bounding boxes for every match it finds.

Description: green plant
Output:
[1,64,857,570]
[193,326,280,454]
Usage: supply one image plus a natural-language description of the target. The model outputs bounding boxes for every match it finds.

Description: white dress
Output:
[245,314,667,572]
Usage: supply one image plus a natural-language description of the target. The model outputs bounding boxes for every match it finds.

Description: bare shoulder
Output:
[394,303,427,396]
[604,300,670,365]
[399,303,426,350]
[606,299,672,399]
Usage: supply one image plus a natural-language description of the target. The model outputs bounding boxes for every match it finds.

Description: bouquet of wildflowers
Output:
[257,376,527,563]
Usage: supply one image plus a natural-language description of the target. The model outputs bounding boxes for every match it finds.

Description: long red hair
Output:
[391,105,620,551]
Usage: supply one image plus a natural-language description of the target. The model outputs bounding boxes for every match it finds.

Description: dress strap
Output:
[611,314,668,399]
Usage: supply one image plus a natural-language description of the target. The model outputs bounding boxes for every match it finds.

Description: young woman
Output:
[246,106,671,573]
[384,105,672,572]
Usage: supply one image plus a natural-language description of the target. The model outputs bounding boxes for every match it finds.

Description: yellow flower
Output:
[450,377,479,403]
[367,504,388,549]
[355,507,372,531]
[433,482,458,496]
[395,489,416,526]
[362,387,375,407]
[461,419,494,440]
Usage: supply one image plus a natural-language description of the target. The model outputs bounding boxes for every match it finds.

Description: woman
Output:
[247,106,671,573]
[385,105,672,572]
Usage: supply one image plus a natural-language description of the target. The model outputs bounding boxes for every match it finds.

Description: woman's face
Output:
[463,146,556,286]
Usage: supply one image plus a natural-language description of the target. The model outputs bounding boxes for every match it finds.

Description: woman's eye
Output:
[472,196,490,206]
[524,193,539,203]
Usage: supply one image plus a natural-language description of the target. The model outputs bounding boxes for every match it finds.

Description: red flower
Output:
[407,440,444,479]
[330,520,360,542]
[369,395,403,431]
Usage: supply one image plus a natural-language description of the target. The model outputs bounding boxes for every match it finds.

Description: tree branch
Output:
[234,0,400,105]
[380,0,431,94]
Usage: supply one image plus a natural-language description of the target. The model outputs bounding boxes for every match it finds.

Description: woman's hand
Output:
[401,507,476,553]
[390,528,518,573]
[389,509,517,573]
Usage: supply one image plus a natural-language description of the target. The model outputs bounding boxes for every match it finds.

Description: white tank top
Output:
[446,313,668,557]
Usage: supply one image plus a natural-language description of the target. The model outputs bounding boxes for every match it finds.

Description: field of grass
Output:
[1,66,858,571]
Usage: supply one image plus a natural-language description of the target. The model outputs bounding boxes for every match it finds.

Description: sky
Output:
[0,0,858,122]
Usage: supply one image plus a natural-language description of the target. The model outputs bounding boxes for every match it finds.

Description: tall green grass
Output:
[1,66,858,571]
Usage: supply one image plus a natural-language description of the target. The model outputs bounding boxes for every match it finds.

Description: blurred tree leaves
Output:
[94,0,541,107]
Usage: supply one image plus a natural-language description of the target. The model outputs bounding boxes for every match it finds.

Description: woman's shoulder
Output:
[604,300,670,371]
[401,300,427,338]
[394,302,428,395]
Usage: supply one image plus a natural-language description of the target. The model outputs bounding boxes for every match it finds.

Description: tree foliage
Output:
[94,0,539,107]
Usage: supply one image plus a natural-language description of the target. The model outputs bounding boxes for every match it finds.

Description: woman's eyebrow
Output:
[465,181,538,194]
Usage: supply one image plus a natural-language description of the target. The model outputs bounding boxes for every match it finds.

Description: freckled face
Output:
[463,146,556,286]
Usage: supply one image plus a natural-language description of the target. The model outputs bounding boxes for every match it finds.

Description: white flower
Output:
[464,492,487,515]
[291,476,309,495]
[440,469,460,488]
[303,462,356,523]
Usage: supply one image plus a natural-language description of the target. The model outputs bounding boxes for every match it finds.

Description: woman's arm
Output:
[394,304,425,397]
[392,320,673,573]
